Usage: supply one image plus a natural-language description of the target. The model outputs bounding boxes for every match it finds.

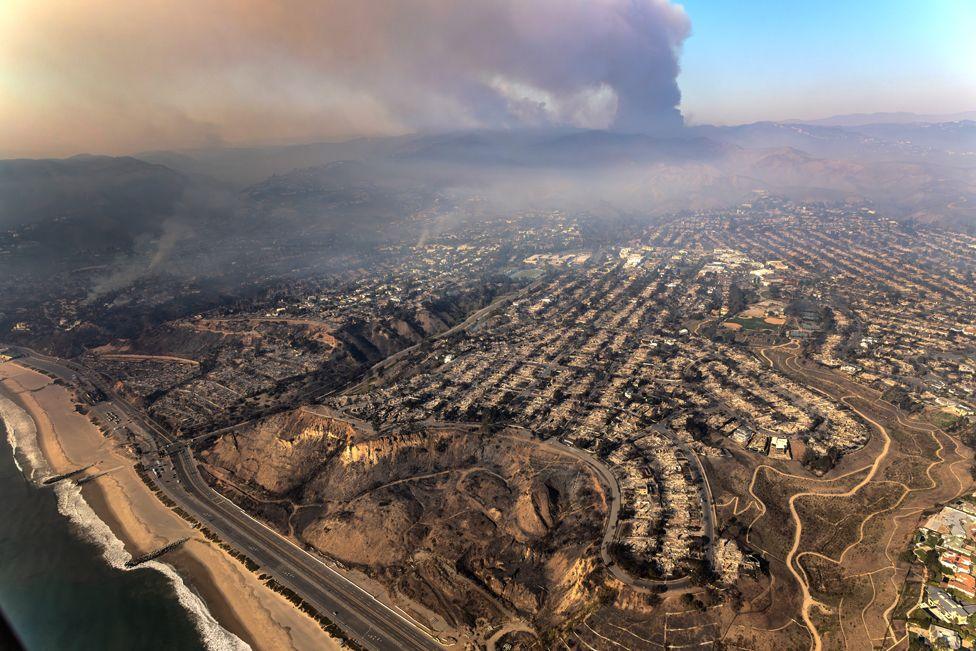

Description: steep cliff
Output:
[206,407,362,495]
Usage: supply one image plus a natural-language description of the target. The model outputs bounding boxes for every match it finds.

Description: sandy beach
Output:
[0,361,340,651]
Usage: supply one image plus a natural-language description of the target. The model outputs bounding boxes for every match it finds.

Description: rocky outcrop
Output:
[205,407,360,495]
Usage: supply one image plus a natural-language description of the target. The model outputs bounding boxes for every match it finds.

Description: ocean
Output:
[0,393,246,651]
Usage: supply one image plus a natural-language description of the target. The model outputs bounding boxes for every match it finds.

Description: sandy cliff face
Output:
[206,408,359,495]
[205,415,608,635]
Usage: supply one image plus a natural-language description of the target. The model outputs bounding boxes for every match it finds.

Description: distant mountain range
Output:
[0,155,187,230]
[133,116,976,186]
[2,112,975,257]
[783,110,976,127]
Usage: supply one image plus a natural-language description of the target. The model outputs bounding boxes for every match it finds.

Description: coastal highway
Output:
[5,346,442,651]
[166,447,442,651]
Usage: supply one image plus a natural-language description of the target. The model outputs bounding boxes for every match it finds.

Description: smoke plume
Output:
[1,0,691,156]
[85,220,191,303]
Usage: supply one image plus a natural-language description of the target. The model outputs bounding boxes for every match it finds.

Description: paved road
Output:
[648,419,718,571]
[570,403,718,589]
[167,448,441,651]
[518,429,700,593]
[6,346,443,651]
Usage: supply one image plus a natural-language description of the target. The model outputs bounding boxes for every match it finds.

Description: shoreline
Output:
[0,361,341,651]
[79,478,260,650]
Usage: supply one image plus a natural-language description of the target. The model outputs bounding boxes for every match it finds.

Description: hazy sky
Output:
[678,0,976,125]
[1,0,973,157]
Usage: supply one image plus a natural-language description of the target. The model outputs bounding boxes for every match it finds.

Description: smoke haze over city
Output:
[1,5,976,651]
[3,0,972,157]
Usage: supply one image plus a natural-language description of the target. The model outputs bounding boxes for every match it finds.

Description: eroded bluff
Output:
[202,409,609,633]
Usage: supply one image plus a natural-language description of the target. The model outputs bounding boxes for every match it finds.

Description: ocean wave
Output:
[54,481,251,651]
[0,391,250,651]
[0,393,47,481]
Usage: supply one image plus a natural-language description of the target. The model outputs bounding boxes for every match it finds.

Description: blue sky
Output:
[677,0,976,124]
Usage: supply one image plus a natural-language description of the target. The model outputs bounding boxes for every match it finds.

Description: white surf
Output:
[0,392,250,651]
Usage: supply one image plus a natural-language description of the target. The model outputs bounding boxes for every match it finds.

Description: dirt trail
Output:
[783,397,893,651]
[753,342,970,651]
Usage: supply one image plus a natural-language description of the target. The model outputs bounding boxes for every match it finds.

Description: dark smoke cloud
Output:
[321,0,693,134]
[1,1,690,156]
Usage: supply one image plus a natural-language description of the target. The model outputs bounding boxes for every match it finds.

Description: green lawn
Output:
[727,316,775,331]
